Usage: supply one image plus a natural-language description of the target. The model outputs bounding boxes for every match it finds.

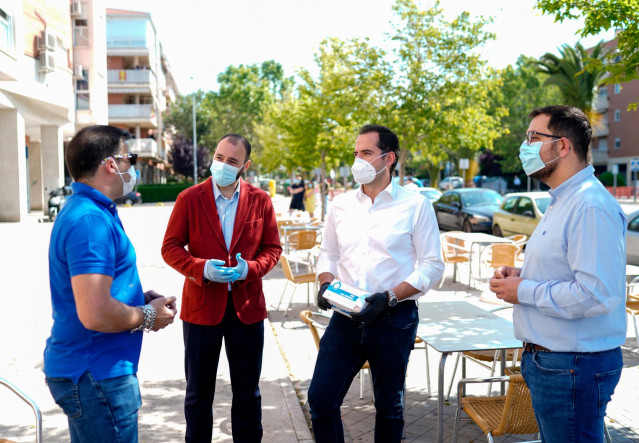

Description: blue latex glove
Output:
[204,259,239,283]
[350,292,388,325]
[228,253,248,280]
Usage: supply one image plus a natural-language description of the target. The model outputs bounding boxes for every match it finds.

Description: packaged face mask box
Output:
[323,281,370,317]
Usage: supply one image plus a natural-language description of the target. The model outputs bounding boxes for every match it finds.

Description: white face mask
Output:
[114,162,136,196]
[351,153,388,185]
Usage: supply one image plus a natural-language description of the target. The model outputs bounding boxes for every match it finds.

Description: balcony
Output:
[107,69,157,94]
[108,104,157,126]
[594,95,609,112]
[591,148,608,164]
[128,138,166,162]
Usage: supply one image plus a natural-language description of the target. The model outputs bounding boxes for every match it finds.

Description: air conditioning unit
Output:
[37,29,56,51]
[70,1,82,16]
[38,50,56,73]
[74,65,84,79]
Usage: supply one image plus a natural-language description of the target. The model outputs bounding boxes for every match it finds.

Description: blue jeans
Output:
[308,301,418,443]
[521,347,622,443]
[46,371,141,443]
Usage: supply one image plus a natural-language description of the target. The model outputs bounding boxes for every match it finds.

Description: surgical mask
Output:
[114,162,136,196]
[519,140,560,176]
[351,153,388,185]
[210,160,245,187]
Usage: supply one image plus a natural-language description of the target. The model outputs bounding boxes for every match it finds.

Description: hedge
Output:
[137,183,193,203]
[598,172,626,187]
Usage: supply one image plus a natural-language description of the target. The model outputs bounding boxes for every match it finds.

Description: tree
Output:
[165,90,211,144]
[168,134,210,180]
[538,41,609,116]
[535,0,639,109]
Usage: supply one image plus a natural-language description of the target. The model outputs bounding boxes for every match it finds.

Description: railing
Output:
[128,138,166,162]
[107,69,154,84]
[606,186,638,198]
[108,104,154,119]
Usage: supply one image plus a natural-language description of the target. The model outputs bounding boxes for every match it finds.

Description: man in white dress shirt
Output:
[308,124,444,443]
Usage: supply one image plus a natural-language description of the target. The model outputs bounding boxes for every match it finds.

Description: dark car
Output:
[433,188,504,233]
[114,190,142,205]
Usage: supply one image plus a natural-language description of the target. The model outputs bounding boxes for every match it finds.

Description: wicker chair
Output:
[482,243,519,270]
[440,233,471,286]
[626,276,639,348]
[277,254,316,315]
[452,374,539,443]
[299,310,372,400]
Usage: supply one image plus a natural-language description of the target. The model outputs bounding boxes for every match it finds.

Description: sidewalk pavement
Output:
[1,195,638,442]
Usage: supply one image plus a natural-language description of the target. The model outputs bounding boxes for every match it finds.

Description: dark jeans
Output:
[46,371,141,443]
[521,347,623,442]
[183,293,264,443]
[308,301,418,443]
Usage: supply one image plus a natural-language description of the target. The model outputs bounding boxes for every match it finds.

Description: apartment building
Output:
[591,36,639,185]
[0,0,75,222]
[106,8,178,184]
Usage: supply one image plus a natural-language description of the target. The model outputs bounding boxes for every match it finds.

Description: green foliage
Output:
[535,0,639,109]
[538,41,609,115]
[137,183,193,202]
[598,171,626,187]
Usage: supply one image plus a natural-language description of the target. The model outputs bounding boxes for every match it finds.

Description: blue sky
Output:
[104,0,615,95]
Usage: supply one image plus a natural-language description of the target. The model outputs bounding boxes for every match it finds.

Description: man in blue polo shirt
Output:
[44,125,177,443]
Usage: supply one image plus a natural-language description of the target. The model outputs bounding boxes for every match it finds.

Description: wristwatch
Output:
[387,289,398,307]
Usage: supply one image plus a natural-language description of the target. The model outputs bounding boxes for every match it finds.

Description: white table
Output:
[417,300,522,443]
[280,224,321,253]
[444,232,513,284]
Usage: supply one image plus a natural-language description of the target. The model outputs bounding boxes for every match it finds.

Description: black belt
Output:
[524,342,552,352]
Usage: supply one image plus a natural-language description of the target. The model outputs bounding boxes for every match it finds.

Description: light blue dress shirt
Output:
[515,165,627,352]
[212,181,249,282]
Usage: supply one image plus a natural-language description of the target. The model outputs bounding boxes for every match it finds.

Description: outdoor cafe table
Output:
[280,224,321,253]
[444,232,514,285]
[417,300,522,443]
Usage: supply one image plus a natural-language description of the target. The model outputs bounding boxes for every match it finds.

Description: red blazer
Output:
[161,178,282,325]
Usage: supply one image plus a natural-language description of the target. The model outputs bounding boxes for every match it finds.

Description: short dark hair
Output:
[359,124,400,173]
[65,125,131,181]
[219,133,251,162]
[528,105,591,163]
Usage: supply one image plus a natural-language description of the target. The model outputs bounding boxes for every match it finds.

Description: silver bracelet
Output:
[130,304,156,333]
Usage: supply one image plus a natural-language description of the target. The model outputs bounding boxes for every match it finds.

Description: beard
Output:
[529,143,559,183]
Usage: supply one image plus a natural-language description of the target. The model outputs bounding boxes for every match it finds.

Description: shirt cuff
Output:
[517,279,538,305]
[315,259,337,279]
[404,271,430,294]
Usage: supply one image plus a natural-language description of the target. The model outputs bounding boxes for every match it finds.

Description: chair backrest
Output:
[441,233,469,262]
[288,229,318,251]
[508,234,527,244]
[487,243,518,268]
[280,254,295,282]
[299,310,325,349]
[496,374,539,436]
[277,219,293,236]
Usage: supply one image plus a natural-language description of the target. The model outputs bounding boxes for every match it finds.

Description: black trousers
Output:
[183,293,264,443]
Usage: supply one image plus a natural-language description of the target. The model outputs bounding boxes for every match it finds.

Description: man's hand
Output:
[317,282,332,311]
[144,289,163,304]
[228,253,247,281]
[493,266,521,279]
[204,259,239,283]
[489,276,523,304]
[148,296,177,331]
[350,292,388,325]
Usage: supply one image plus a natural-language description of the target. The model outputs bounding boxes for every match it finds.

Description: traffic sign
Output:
[631,158,639,172]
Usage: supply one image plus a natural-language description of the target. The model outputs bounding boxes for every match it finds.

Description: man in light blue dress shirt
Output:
[490,105,626,442]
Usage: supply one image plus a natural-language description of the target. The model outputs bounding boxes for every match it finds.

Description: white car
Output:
[492,191,550,237]
[438,176,464,190]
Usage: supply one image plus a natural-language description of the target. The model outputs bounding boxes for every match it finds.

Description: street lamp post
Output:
[191,79,197,184]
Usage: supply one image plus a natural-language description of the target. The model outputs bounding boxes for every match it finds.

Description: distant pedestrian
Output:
[162,133,282,442]
[513,175,521,190]
[44,125,177,443]
[304,181,317,219]
[490,105,626,442]
[309,124,444,442]
[288,175,305,215]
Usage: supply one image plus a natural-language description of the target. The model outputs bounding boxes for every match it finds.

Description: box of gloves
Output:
[323,281,370,317]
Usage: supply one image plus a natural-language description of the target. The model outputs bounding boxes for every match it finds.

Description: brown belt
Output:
[524,342,552,352]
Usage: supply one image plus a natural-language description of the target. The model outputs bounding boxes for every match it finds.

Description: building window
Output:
[614,84,621,94]
[0,7,13,54]
[598,87,608,97]
[76,70,90,110]
[614,109,621,122]
[73,19,89,46]
[598,138,607,151]
[614,137,621,149]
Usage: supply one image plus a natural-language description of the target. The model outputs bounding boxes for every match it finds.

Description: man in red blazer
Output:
[162,133,281,443]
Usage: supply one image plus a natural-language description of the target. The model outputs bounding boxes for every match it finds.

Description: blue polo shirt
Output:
[44,182,144,383]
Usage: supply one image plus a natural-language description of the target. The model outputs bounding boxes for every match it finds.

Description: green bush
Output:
[137,183,193,203]
[598,172,626,187]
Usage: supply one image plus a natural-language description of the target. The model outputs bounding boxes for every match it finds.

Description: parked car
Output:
[492,191,551,237]
[114,190,142,205]
[416,187,443,203]
[626,209,639,265]
[433,188,504,232]
[438,176,464,190]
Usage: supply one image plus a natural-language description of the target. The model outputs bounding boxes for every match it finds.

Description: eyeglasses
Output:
[101,153,138,166]
[525,131,562,145]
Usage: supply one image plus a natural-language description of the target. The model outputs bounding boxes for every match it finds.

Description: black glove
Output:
[350,292,388,325]
[317,282,332,311]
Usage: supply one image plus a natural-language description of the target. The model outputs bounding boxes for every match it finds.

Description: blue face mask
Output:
[210,160,245,187]
[518,140,560,176]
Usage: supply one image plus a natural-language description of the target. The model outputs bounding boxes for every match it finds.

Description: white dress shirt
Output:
[316,180,444,300]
